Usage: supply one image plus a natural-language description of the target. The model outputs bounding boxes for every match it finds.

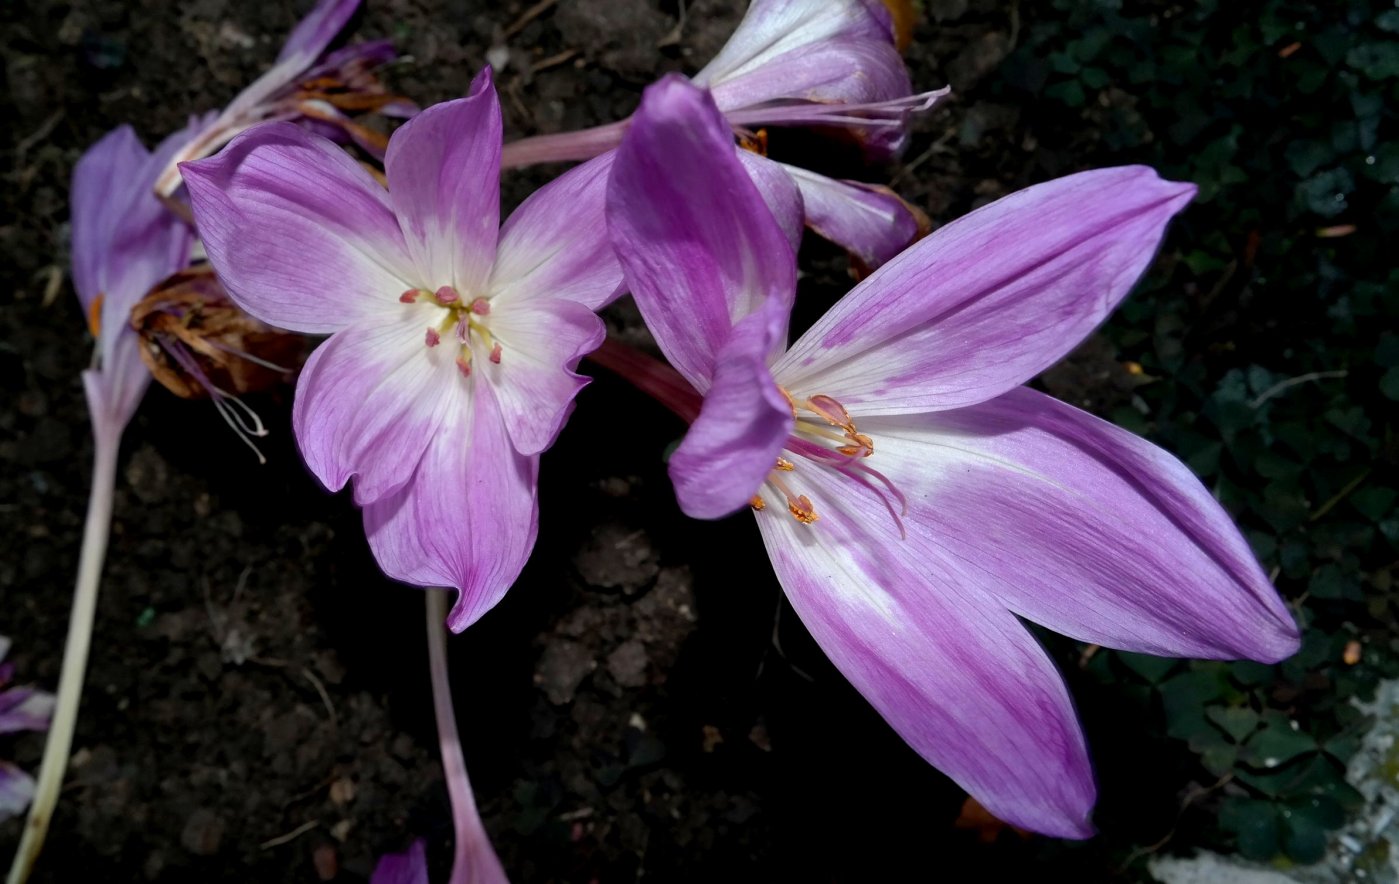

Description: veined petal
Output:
[779,163,925,269]
[490,152,622,311]
[183,122,416,334]
[733,150,806,255]
[386,68,502,294]
[363,382,539,632]
[607,75,796,391]
[71,126,148,313]
[694,0,908,112]
[481,298,606,456]
[277,0,360,65]
[670,297,795,519]
[777,166,1196,413]
[0,762,36,823]
[863,388,1300,661]
[755,467,1096,838]
[293,307,462,504]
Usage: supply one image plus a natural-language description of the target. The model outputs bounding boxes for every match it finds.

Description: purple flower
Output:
[370,839,428,884]
[154,0,415,198]
[73,124,200,440]
[501,0,945,269]
[182,69,621,631]
[0,636,55,823]
[605,78,1300,837]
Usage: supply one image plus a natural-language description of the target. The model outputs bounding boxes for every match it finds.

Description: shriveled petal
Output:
[755,467,1096,837]
[670,298,795,519]
[780,163,925,269]
[694,0,909,112]
[607,75,796,391]
[490,152,622,311]
[481,298,605,456]
[386,68,501,293]
[863,388,1300,661]
[370,839,428,884]
[363,382,538,632]
[184,122,416,334]
[293,308,462,504]
[778,166,1196,413]
[0,687,54,735]
[733,150,806,255]
[0,763,36,823]
[277,0,360,65]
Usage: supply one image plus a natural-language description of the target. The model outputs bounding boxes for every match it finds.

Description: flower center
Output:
[401,285,501,377]
[751,390,907,536]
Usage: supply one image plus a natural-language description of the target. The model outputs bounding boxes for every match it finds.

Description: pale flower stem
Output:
[425,591,506,884]
[7,427,119,884]
[499,119,629,170]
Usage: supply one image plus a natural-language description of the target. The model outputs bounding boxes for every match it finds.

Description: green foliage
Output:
[996,0,1399,868]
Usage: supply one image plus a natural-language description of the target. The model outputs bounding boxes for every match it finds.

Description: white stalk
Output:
[7,427,119,884]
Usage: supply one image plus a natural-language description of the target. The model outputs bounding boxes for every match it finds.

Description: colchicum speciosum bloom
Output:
[153,0,414,199]
[604,77,1300,836]
[183,68,622,631]
[0,637,55,824]
[501,0,945,269]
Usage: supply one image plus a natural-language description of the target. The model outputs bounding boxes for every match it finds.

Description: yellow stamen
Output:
[87,293,105,336]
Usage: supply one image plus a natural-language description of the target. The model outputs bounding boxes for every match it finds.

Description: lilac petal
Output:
[670,297,794,519]
[370,839,429,884]
[386,68,502,294]
[0,687,55,735]
[184,122,416,334]
[607,75,796,391]
[277,0,360,65]
[363,381,538,632]
[71,126,146,313]
[481,297,605,456]
[733,150,806,255]
[862,387,1299,661]
[491,152,623,311]
[293,309,461,504]
[780,163,924,269]
[694,0,909,114]
[0,762,36,823]
[754,467,1096,838]
[777,166,1197,414]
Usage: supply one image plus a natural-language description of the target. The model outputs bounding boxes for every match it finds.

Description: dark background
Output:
[2,0,1395,880]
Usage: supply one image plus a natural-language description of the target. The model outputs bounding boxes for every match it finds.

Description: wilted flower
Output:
[183,69,622,630]
[501,0,945,269]
[131,266,302,461]
[153,0,414,199]
[73,124,201,442]
[0,636,56,824]
[604,77,1300,836]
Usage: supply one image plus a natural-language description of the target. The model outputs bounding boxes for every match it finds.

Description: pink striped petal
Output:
[277,0,360,65]
[363,381,538,632]
[386,68,501,293]
[776,166,1196,413]
[480,297,605,456]
[694,0,908,113]
[183,122,416,334]
[292,307,462,504]
[780,163,924,268]
[490,152,622,311]
[607,75,796,391]
[860,388,1299,661]
[670,297,794,519]
[754,468,1096,838]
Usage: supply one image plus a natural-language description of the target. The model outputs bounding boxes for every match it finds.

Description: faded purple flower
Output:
[183,69,621,630]
[501,0,945,269]
[605,78,1300,837]
[73,124,200,442]
[370,839,428,884]
[154,0,414,198]
[0,636,55,823]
